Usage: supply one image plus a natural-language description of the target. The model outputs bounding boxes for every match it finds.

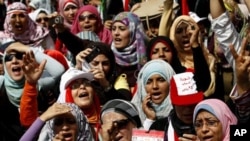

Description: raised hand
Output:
[39,102,71,122]
[22,50,47,84]
[229,35,250,95]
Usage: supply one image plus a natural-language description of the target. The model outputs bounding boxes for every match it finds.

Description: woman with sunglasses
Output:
[100,99,142,141]
[20,102,94,141]
[71,5,112,45]
[29,8,50,29]
[0,41,65,140]
[0,2,54,51]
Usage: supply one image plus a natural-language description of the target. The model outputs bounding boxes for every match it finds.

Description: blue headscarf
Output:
[131,59,176,122]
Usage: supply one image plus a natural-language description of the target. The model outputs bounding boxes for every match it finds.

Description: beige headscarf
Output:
[169,15,216,97]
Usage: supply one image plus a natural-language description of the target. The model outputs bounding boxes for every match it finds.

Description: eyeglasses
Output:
[4,52,24,62]
[78,14,96,21]
[113,119,130,129]
[54,117,76,126]
[70,78,92,89]
[194,120,219,129]
[36,17,49,23]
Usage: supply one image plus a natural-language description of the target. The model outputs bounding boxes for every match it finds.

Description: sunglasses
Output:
[4,52,24,62]
[70,78,92,89]
[78,14,96,21]
[113,119,130,129]
[36,17,49,23]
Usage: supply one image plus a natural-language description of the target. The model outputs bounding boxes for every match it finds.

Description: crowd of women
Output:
[0,0,250,141]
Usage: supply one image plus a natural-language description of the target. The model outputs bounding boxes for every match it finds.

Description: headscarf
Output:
[47,103,94,141]
[57,68,101,128]
[131,59,175,122]
[146,36,185,73]
[193,99,238,141]
[58,0,83,29]
[169,15,216,97]
[0,2,50,47]
[2,41,25,108]
[111,12,148,69]
[71,5,112,45]
[28,8,50,22]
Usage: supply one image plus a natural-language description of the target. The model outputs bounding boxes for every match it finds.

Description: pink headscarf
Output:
[58,0,83,29]
[71,5,112,45]
[193,99,238,141]
[0,2,50,47]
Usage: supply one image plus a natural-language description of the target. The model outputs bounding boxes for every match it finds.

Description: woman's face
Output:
[78,11,98,32]
[101,112,136,141]
[194,110,223,141]
[63,4,78,24]
[111,22,130,50]
[145,74,169,104]
[90,54,111,76]
[5,51,24,81]
[175,104,196,124]
[150,42,173,63]
[53,112,78,141]
[174,22,192,52]
[70,78,95,109]
[10,12,28,35]
[36,12,49,28]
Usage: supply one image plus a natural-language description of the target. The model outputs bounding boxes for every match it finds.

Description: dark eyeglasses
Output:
[113,119,130,129]
[70,78,92,89]
[78,14,96,21]
[4,52,24,62]
[36,17,49,23]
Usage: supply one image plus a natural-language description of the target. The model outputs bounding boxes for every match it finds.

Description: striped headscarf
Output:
[47,103,94,141]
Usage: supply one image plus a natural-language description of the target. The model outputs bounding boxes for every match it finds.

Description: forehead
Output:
[113,21,127,27]
[196,110,217,119]
[102,111,126,122]
[55,112,75,119]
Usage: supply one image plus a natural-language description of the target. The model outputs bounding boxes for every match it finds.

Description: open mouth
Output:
[83,25,92,30]
[202,135,213,141]
[14,24,23,31]
[62,132,73,141]
[12,66,22,75]
[78,92,88,98]
[151,92,161,100]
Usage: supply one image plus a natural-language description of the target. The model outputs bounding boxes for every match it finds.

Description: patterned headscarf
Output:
[47,103,94,141]
[111,12,148,69]
[58,0,83,29]
[131,59,175,122]
[71,5,112,44]
[193,99,237,141]
[0,2,50,47]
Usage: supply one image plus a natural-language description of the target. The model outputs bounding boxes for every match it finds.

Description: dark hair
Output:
[146,36,185,73]
[86,42,116,81]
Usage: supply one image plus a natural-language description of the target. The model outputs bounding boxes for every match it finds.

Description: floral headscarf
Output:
[131,59,175,123]
[0,2,50,47]
[71,5,112,44]
[111,12,148,69]
[47,103,94,141]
